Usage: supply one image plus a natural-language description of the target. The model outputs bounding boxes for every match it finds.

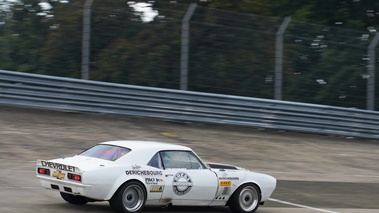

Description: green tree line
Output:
[0,0,378,109]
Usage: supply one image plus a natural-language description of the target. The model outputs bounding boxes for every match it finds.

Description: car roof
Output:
[100,140,192,152]
[100,140,194,165]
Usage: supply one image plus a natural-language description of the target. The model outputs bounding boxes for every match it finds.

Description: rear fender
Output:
[104,175,145,200]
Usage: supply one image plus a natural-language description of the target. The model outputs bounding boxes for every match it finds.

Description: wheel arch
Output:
[226,182,262,206]
[108,179,148,213]
[105,176,147,200]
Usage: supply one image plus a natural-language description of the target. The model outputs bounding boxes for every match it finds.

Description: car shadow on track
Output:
[143,206,231,212]
[42,202,231,213]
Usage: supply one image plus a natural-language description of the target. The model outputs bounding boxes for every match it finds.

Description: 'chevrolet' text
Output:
[41,161,76,172]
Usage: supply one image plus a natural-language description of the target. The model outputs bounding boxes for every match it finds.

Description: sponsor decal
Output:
[41,161,76,172]
[52,170,65,179]
[150,185,164,192]
[219,180,232,187]
[145,178,164,184]
[219,177,239,180]
[172,172,193,196]
[132,165,141,170]
[125,170,163,176]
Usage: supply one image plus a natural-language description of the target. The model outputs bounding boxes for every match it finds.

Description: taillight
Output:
[68,173,81,182]
[38,168,50,175]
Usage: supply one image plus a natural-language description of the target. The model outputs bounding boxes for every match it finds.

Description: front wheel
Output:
[60,192,88,205]
[109,181,146,213]
[228,184,261,213]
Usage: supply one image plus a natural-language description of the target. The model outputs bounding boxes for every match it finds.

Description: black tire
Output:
[109,181,147,213]
[60,192,88,205]
[228,184,261,213]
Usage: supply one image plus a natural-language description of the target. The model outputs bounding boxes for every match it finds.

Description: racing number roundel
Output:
[172,172,193,196]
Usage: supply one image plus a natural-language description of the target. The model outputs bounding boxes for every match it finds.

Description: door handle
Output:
[165,174,173,177]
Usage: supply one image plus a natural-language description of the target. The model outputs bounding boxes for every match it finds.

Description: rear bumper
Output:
[37,175,92,196]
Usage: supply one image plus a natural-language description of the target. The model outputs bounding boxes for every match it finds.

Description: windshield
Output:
[79,144,130,161]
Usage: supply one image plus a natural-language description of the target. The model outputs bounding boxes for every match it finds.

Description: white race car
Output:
[36,140,276,213]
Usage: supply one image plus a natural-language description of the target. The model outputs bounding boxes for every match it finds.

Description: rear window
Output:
[79,144,130,161]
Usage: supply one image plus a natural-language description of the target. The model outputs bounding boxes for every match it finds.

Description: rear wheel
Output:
[109,181,146,213]
[60,192,88,205]
[228,184,261,213]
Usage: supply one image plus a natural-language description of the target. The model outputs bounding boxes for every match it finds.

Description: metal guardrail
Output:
[1,69,379,139]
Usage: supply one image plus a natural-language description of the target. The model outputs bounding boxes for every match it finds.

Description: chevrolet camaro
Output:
[36,140,276,213]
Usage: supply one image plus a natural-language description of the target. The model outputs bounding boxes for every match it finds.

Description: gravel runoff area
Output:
[1,105,378,183]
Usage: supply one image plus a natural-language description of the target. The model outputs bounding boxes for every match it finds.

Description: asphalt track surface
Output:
[0,105,378,213]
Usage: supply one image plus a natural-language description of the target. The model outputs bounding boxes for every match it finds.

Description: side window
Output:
[160,151,205,170]
[147,152,162,169]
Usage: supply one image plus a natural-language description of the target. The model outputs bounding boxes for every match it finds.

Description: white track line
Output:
[269,198,340,213]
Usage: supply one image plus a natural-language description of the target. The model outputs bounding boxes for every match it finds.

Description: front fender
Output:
[239,172,276,202]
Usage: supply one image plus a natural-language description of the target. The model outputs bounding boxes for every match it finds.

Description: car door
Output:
[159,150,218,206]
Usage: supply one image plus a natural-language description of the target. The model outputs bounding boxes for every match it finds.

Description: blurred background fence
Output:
[0,1,378,110]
